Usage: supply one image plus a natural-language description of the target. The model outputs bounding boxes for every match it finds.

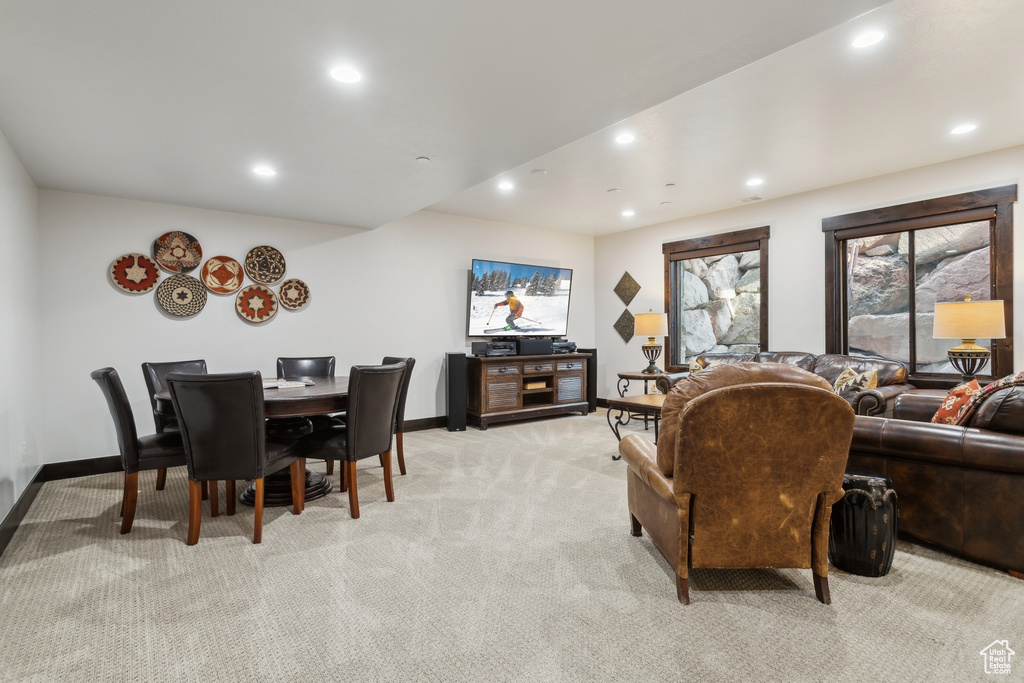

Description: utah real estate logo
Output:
[980,640,1015,675]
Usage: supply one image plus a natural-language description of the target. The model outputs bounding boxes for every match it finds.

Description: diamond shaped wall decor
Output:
[613,271,641,305]
[614,309,635,343]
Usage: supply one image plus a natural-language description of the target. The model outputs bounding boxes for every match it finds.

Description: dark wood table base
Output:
[606,394,665,460]
[240,468,333,507]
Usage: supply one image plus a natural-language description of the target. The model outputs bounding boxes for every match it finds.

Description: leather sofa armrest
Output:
[892,389,947,422]
[656,372,689,395]
[853,383,916,417]
[851,416,1024,474]
[618,434,675,503]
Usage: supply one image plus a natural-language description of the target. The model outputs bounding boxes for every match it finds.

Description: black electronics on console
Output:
[471,340,517,357]
[445,352,467,431]
[551,340,577,354]
[517,338,553,355]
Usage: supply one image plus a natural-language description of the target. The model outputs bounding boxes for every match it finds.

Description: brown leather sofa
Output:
[849,388,1024,577]
[619,363,855,604]
[656,351,913,416]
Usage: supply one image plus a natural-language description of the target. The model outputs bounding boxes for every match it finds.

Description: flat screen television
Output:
[468,259,573,338]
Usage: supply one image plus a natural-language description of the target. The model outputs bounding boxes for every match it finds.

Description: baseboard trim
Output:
[40,455,122,482]
[406,416,446,432]
[0,467,44,559]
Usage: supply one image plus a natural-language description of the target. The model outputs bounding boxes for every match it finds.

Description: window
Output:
[662,226,769,371]
[823,186,1016,388]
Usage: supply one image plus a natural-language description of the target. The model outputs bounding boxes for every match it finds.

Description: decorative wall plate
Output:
[278,278,310,310]
[152,231,203,273]
[244,246,286,284]
[614,309,635,343]
[236,284,279,323]
[200,255,244,294]
[110,253,161,294]
[156,274,207,317]
[614,271,641,306]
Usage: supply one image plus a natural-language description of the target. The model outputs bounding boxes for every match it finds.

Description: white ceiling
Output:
[435,0,1024,235]
[0,0,887,231]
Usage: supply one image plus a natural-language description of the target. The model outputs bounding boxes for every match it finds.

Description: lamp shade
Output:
[933,299,1005,339]
[634,312,668,337]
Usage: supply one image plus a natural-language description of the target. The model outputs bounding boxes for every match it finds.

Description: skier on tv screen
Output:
[493,290,524,331]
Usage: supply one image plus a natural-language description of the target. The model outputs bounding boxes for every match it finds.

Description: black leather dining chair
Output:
[298,362,406,519]
[277,356,336,380]
[278,355,341,471]
[91,367,187,535]
[166,371,304,545]
[382,356,415,476]
[141,359,207,491]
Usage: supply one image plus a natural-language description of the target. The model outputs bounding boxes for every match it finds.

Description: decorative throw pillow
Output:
[931,380,982,424]
[833,367,878,403]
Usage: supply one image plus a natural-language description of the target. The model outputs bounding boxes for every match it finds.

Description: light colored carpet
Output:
[1,412,1021,682]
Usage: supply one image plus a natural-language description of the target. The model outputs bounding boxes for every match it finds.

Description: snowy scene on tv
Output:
[468,260,573,337]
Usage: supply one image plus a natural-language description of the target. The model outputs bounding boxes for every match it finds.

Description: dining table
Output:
[154,375,348,507]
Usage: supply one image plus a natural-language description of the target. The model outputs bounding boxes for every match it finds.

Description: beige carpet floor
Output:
[1,412,1021,682]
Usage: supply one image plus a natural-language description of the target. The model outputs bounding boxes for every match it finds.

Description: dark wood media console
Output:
[466,353,591,429]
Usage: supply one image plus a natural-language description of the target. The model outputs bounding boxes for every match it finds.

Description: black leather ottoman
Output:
[828,469,898,577]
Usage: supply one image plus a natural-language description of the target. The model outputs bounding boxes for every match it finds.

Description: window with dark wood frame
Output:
[823,185,1016,389]
[662,226,769,372]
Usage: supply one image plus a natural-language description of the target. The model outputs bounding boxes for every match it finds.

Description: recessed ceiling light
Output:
[621,209,635,217]
[330,65,362,83]
[660,201,672,206]
[498,180,515,191]
[950,123,977,135]
[852,31,885,48]
[531,169,548,175]
[607,188,620,193]
[615,133,635,144]
[746,177,764,187]
[416,156,430,163]
[252,165,277,177]
[665,183,675,188]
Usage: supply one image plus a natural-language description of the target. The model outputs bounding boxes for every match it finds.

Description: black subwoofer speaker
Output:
[577,347,597,412]
[446,352,467,431]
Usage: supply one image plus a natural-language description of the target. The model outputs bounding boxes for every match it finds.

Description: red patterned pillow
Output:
[931,380,982,424]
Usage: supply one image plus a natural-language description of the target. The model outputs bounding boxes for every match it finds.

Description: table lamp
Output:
[634,310,668,374]
[933,295,1005,383]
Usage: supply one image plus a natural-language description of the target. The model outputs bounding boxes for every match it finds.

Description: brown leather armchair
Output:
[619,363,855,604]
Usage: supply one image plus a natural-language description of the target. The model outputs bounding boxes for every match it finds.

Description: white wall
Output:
[0,127,41,519]
[594,145,1024,398]
[38,191,595,464]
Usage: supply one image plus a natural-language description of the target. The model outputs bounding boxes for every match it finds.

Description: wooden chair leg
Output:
[378,453,385,468]
[326,460,334,476]
[1009,569,1024,580]
[291,460,304,515]
[813,572,831,604]
[396,432,407,476]
[630,513,642,537]
[676,574,690,605]
[253,478,264,544]
[226,480,236,516]
[382,450,395,502]
[346,461,359,519]
[208,480,219,518]
[120,472,139,534]
[339,460,348,492]
[187,480,202,545]
[201,480,209,500]
[155,468,167,491]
